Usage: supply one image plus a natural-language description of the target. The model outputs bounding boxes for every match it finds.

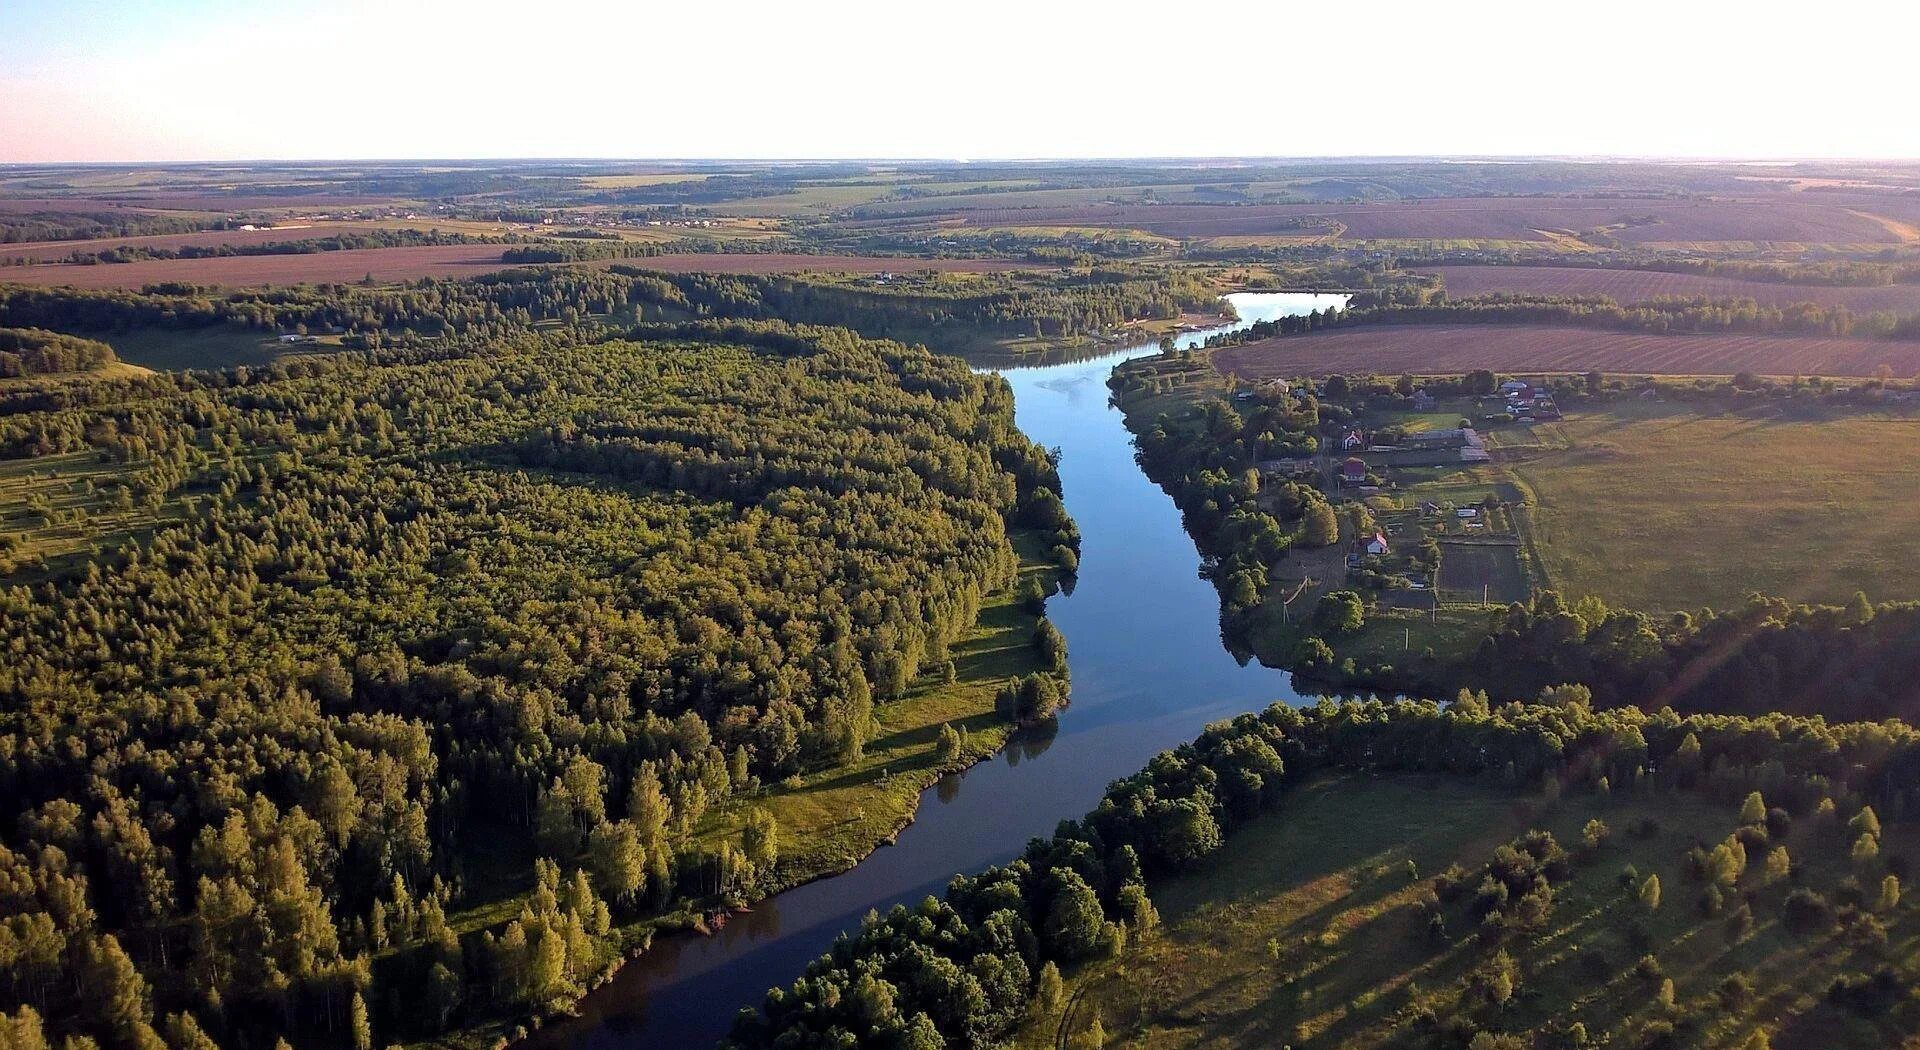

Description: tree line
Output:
[18,229,498,268]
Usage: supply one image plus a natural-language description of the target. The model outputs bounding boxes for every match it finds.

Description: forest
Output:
[724,696,1920,1049]
[0,329,120,378]
[0,307,1076,1050]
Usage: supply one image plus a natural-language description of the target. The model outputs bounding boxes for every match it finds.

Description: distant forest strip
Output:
[1398,253,1920,288]
[0,209,228,245]
[1209,289,1920,344]
[724,697,1920,1049]
[0,307,1076,1050]
[5,228,502,267]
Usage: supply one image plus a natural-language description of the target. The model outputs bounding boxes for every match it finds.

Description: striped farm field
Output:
[1427,264,1920,313]
[1213,324,1920,379]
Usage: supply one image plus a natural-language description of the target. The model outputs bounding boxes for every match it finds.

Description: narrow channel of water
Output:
[524,292,1348,1049]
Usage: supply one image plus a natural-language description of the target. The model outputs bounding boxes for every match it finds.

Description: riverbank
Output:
[411,533,1066,1050]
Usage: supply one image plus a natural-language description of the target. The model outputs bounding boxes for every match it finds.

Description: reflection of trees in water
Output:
[1002,717,1059,767]
[935,772,962,804]
[965,342,1144,371]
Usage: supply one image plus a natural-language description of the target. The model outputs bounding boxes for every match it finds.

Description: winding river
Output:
[525,291,1348,1049]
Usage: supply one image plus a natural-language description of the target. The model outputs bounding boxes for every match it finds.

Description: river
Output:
[523,291,1348,1049]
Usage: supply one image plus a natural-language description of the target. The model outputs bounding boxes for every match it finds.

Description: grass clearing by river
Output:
[1014,773,1920,1050]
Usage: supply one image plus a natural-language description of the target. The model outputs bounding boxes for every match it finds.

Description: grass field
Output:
[1014,774,1920,1050]
[1505,403,1920,609]
[94,325,326,370]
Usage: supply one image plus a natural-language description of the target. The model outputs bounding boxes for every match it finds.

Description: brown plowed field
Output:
[0,224,376,263]
[942,197,1908,244]
[0,249,1042,290]
[1213,324,1920,379]
[1426,265,1920,313]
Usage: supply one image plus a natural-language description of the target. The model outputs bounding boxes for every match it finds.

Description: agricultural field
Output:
[1435,540,1530,605]
[879,196,1920,249]
[1500,402,1920,610]
[1214,324,1920,380]
[1011,773,1920,1050]
[1427,265,1920,313]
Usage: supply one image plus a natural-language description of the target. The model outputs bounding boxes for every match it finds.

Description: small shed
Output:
[1342,458,1368,484]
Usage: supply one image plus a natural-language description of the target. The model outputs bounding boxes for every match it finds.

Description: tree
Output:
[1852,833,1880,868]
[1043,868,1106,961]
[627,763,671,855]
[742,808,780,876]
[1761,846,1791,886]
[1739,792,1766,825]
[1638,873,1662,912]
[1314,590,1365,634]
[349,991,372,1050]
[587,821,646,905]
[77,934,148,1038]
[1878,874,1901,912]
[1034,961,1064,1018]
[1303,501,1339,547]
[424,962,463,1030]
[1582,819,1610,851]
[1850,806,1882,839]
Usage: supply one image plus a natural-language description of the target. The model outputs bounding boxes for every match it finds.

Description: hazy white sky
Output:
[3,0,1917,163]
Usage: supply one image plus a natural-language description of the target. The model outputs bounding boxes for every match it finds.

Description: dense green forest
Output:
[0,307,1076,1050]
[0,264,1219,366]
[724,697,1920,1049]
[0,328,120,378]
[615,267,1221,345]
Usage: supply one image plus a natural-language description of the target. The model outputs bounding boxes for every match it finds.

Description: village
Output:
[1254,376,1562,617]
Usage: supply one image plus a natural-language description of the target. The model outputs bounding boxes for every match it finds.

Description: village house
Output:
[1365,531,1390,556]
[1342,429,1366,451]
[1411,388,1437,410]
[1341,457,1368,485]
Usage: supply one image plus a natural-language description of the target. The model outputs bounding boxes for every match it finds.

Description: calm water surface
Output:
[525,292,1348,1049]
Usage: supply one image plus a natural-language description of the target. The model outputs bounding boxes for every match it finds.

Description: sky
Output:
[3,0,1919,164]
